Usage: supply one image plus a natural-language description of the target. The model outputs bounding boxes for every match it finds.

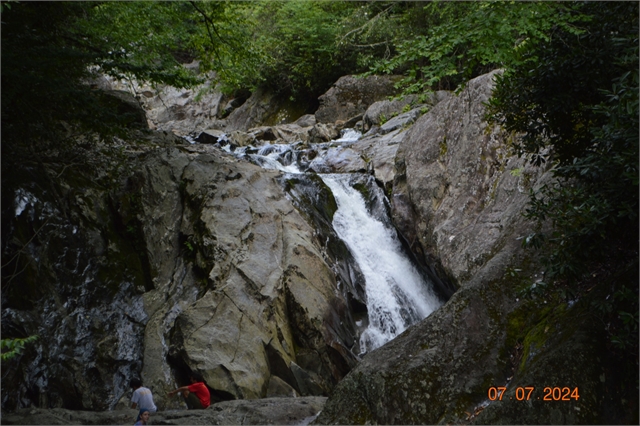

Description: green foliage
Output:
[336,2,421,69]
[1,1,201,161]
[594,288,639,351]
[228,1,361,102]
[487,1,638,281]
[75,2,201,87]
[182,1,260,93]
[0,0,17,13]
[510,168,523,177]
[368,1,588,94]
[1,335,38,362]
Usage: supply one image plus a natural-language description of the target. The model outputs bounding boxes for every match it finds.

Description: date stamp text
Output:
[488,386,580,401]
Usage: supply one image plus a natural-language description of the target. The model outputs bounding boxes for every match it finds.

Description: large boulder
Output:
[130,144,361,408]
[224,88,281,132]
[362,95,419,131]
[1,136,360,411]
[362,91,450,132]
[308,123,340,144]
[105,72,228,136]
[308,146,366,174]
[248,123,312,144]
[395,70,543,284]
[225,89,310,132]
[99,90,149,129]
[315,75,401,124]
[351,127,406,190]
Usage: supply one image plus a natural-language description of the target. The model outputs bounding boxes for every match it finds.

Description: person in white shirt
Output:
[130,379,157,413]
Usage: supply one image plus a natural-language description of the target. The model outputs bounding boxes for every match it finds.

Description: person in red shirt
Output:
[167,372,211,409]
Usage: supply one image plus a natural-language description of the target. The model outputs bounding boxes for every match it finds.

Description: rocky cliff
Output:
[315,71,635,425]
[2,70,635,425]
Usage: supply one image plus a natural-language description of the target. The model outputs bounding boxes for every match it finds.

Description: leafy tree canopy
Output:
[1,1,203,156]
[488,1,638,280]
[365,1,590,93]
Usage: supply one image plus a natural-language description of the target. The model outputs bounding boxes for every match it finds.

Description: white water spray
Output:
[321,174,441,354]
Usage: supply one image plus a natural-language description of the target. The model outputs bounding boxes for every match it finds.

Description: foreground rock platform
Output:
[2,396,325,425]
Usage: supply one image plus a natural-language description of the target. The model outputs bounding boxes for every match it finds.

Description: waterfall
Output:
[219,129,442,354]
[320,174,441,354]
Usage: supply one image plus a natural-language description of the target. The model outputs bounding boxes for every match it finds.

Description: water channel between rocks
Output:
[215,129,442,354]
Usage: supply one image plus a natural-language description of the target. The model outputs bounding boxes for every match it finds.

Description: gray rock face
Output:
[227,130,256,147]
[224,89,311,132]
[159,146,358,402]
[314,75,401,124]
[100,90,149,129]
[397,70,547,284]
[377,106,423,135]
[1,138,359,412]
[143,147,354,403]
[294,114,317,128]
[362,91,449,132]
[104,72,311,137]
[106,74,228,136]
[351,128,405,189]
[308,123,339,144]
[308,146,366,174]
[248,123,312,144]
[195,128,226,144]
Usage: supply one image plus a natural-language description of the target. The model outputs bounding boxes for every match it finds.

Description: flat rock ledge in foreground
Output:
[1,396,326,425]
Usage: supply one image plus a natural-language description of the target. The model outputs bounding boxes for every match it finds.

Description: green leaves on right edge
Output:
[487,2,638,351]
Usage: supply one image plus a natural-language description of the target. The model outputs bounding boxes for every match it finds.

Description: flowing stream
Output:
[224,129,442,353]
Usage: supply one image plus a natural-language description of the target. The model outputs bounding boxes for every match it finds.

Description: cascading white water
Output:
[219,128,442,353]
[334,128,362,142]
[320,174,441,354]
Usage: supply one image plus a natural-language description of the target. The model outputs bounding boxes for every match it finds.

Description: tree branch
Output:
[189,0,225,68]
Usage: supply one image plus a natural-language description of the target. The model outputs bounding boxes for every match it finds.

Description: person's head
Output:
[190,372,204,383]
[136,407,150,424]
[130,378,142,390]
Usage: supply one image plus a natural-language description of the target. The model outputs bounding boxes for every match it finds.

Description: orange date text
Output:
[487,386,579,401]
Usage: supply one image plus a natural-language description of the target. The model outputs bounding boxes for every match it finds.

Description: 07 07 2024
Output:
[487,386,580,401]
